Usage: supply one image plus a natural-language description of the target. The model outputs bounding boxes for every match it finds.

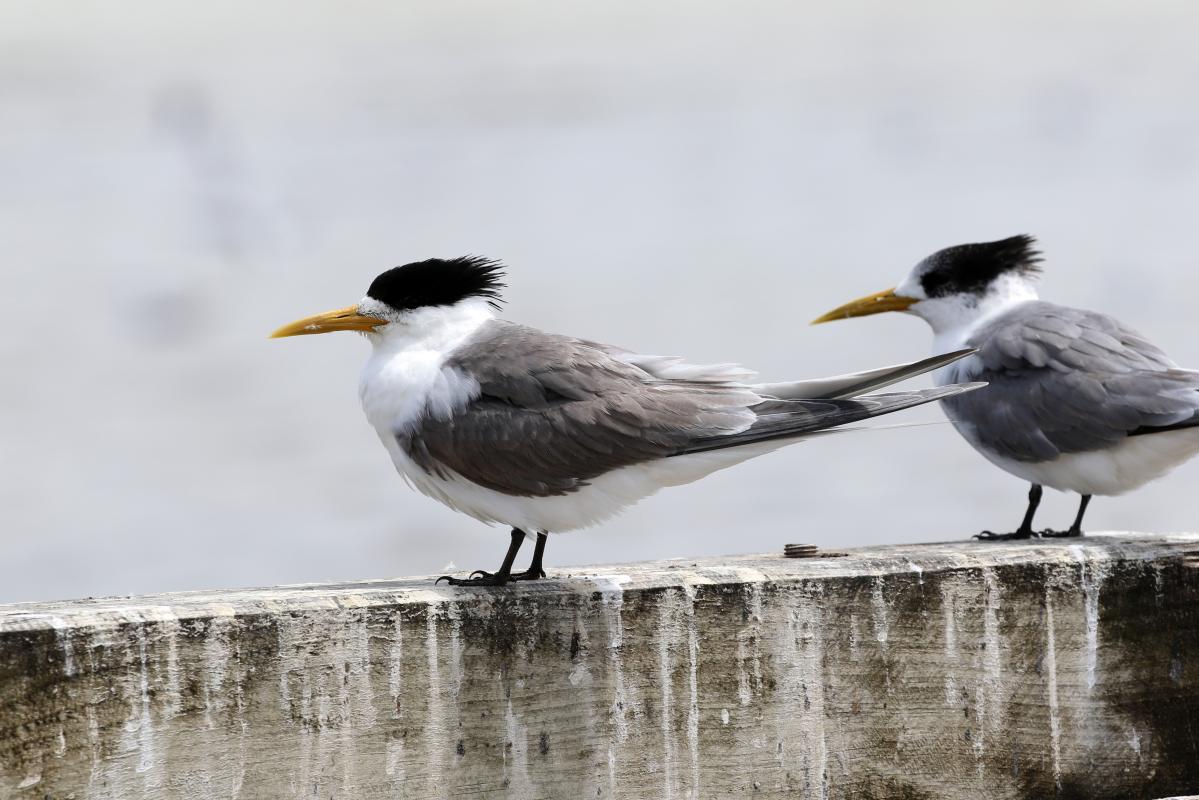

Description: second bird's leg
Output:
[509,532,548,581]
[436,528,527,586]
[975,483,1043,541]
[1042,495,1092,538]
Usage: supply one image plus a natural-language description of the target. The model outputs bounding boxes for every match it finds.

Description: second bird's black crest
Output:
[919,235,1042,298]
[367,256,506,312]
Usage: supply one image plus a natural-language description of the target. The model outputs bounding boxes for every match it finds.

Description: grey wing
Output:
[403,321,983,497]
[402,321,761,497]
[945,301,1199,462]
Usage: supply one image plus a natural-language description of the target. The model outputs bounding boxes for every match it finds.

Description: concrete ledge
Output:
[2,533,1199,799]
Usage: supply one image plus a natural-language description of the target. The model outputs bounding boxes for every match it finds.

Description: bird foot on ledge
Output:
[434,567,546,586]
[508,568,546,582]
[1040,528,1084,539]
[974,529,1039,541]
[435,570,511,587]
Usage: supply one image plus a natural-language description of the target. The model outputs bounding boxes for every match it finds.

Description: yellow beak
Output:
[270,305,387,338]
[810,288,918,325]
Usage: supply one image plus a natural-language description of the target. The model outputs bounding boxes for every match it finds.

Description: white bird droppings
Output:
[1045,592,1063,792]
[871,577,890,646]
[2,536,1192,798]
[1070,545,1109,692]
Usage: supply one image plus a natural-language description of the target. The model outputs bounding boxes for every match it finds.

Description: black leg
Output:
[1043,495,1092,538]
[975,483,1043,541]
[436,528,526,586]
[509,533,548,581]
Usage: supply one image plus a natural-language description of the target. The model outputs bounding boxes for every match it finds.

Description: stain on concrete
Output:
[1,535,1197,798]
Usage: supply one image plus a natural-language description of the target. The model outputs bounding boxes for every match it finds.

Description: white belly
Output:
[376,431,788,533]
[974,427,1199,496]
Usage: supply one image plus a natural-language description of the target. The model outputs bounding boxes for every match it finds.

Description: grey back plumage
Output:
[401,320,978,497]
[943,301,1199,462]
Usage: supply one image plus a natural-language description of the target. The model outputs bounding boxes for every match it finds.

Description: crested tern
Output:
[273,256,983,583]
[814,235,1199,540]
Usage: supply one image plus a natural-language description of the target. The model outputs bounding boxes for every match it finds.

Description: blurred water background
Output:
[2,1,1198,603]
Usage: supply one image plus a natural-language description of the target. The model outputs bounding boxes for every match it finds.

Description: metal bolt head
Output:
[784,543,818,559]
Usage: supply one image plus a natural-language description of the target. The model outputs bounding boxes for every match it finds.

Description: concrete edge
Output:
[3,531,1198,635]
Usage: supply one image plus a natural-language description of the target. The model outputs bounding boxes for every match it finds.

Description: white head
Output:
[812,235,1043,335]
[270,256,506,347]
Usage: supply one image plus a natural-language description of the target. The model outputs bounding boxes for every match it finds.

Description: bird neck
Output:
[358,300,495,435]
[919,274,1039,351]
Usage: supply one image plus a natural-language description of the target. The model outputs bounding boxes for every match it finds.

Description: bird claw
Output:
[508,568,546,582]
[1040,528,1083,539]
[435,571,512,587]
[973,529,1039,541]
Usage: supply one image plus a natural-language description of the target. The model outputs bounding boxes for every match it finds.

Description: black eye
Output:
[920,269,952,298]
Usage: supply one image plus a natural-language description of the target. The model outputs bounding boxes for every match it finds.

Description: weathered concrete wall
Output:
[2,534,1198,800]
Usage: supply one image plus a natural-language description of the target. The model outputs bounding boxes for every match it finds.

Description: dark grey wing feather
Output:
[402,321,759,497]
[677,384,977,455]
[945,301,1199,462]
[403,320,981,497]
[752,348,977,400]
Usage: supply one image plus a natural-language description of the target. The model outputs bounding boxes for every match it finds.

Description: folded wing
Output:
[947,301,1199,462]
[400,320,980,497]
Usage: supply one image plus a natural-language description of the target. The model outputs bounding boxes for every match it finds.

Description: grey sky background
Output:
[3,1,1198,603]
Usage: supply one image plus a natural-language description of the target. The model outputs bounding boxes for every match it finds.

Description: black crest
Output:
[367,256,506,312]
[919,235,1042,298]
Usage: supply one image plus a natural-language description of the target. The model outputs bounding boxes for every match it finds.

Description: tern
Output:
[813,235,1199,540]
[273,256,982,584]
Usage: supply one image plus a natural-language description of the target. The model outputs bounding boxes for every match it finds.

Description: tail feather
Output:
[1130,412,1199,437]
[675,382,986,456]
[752,348,976,400]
